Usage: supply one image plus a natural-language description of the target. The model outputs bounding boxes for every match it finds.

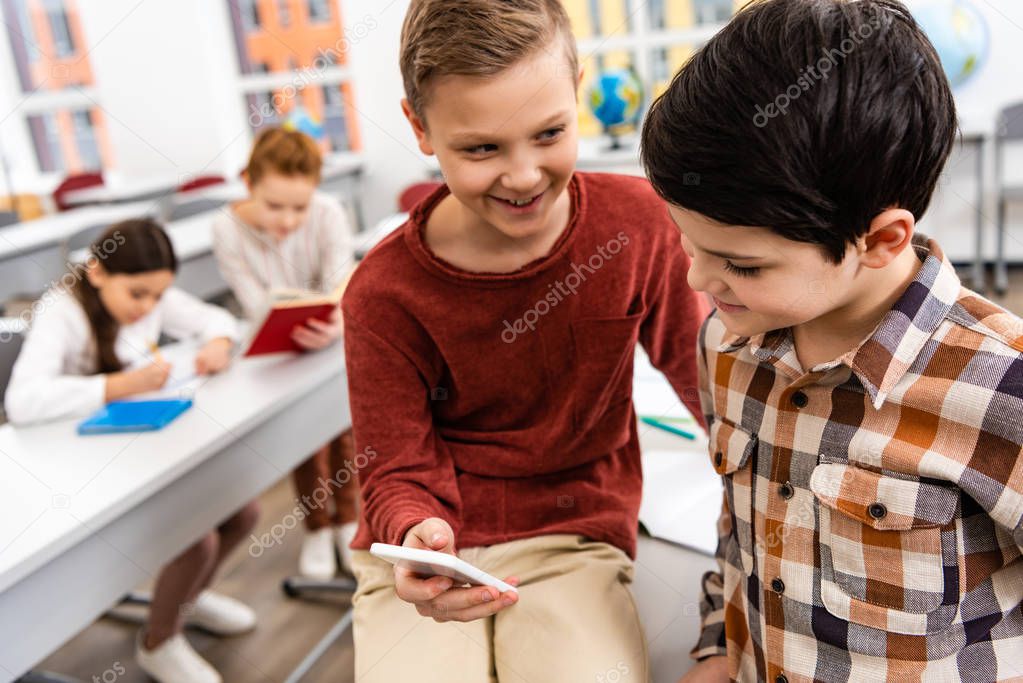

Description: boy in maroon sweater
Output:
[342,1,709,680]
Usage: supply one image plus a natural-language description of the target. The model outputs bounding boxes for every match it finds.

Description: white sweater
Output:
[4,287,239,425]
[211,192,355,321]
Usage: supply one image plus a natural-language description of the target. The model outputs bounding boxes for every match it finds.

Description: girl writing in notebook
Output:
[212,127,360,580]
[4,219,258,683]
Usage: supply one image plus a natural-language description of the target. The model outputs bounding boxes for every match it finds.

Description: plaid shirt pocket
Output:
[710,418,758,575]
[810,463,961,636]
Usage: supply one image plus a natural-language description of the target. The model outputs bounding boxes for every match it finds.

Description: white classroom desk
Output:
[60,153,364,210]
[60,175,183,209]
[0,201,157,302]
[0,344,350,681]
[2,154,365,308]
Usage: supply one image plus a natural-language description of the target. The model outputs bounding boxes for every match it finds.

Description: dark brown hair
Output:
[245,127,322,185]
[72,218,177,373]
[641,0,957,263]
[400,0,579,120]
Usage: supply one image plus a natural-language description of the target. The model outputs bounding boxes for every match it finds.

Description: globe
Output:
[283,105,325,140]
[587,68,645,138]
[914,0,989,89]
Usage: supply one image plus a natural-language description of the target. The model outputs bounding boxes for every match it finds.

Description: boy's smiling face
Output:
[403,42,580,243]
[668,205,863,339]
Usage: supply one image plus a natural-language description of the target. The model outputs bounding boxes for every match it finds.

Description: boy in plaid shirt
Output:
[641,1,1023,681]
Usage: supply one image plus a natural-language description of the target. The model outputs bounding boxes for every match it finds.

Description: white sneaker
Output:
[136,631,222,683]
[299,526,337,580]
[335,521,358,576]
[184,590,257,636]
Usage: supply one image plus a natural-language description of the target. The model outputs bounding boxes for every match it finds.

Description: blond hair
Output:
[245,127,322,185]
[400,0,579,119]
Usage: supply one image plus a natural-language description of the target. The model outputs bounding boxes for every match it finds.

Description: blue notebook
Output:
[77,398,193,435]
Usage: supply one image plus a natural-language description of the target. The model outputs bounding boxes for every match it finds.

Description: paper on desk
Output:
[633,349,721,556]
[633,348,697,423]
[639,448,722,556]
[124,344,206,401]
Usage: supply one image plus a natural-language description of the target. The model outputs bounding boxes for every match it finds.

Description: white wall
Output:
[342,0,1023,260]
[344,0,431,225]
[904,0,1023,262]
[0,0,1020,259]
[77,0,251,182]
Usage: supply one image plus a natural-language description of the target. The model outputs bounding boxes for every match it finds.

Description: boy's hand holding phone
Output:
[394,517,519,623]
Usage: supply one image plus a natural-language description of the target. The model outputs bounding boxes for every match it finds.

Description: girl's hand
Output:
[292,307,343,351]
[393,517,519,623]
[195,337,234,375]
[105,361,170,401]
[677,656,728,683]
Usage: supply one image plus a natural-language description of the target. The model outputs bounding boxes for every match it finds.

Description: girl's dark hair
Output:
[641,0,957,263]
[71,218,177,373]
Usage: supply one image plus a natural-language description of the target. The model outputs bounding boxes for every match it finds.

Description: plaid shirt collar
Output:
[716,235,962,409]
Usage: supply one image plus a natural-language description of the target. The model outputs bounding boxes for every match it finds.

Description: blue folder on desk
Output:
[77,399,193,435]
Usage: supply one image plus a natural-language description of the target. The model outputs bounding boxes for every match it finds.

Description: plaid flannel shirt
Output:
[692,236,1023,682]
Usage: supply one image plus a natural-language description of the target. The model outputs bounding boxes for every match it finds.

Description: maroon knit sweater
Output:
[342,172,709,558]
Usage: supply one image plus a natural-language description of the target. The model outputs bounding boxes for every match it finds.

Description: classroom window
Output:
[71,109,100,169]
[237,0,260,31]
[321,84,350,151]
[1,0,114,173]
[228,0,361,153]
[42,0,74,57]
[26,108,103,173]
[307,0,330,22]
[562,0,742,138]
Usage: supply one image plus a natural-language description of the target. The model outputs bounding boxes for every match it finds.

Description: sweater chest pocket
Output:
[568,314,642,433]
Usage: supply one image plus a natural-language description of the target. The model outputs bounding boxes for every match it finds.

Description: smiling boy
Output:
[341,1,709,681]
[641,1,1023,681]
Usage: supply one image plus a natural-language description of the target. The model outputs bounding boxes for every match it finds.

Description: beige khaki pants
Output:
[351,534,648,683]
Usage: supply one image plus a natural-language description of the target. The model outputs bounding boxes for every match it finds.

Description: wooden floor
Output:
[35,476,357,683]
[29,266,1023,683]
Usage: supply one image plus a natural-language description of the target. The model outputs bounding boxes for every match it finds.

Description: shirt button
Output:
[771,577,785,594]
[790,391,809,408]
[776,675,789,683]
[714,451,723,467]
[868,502,887,520]
[778,482,794,499]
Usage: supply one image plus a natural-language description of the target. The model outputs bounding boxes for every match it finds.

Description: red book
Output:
[243,285,343,356]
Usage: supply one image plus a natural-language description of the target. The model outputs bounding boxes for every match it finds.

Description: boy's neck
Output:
[425,188,573,274]
[791,244,923,372]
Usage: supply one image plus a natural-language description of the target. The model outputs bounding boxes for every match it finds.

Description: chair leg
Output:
[995,199,1009,296]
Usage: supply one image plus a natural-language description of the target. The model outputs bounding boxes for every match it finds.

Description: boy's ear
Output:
[401,98,434,156]
[858,208,916,269]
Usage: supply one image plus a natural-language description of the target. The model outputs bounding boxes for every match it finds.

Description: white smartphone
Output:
[369,543,518,594]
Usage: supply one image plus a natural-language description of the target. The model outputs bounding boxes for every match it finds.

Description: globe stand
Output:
[604,132,624,152]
